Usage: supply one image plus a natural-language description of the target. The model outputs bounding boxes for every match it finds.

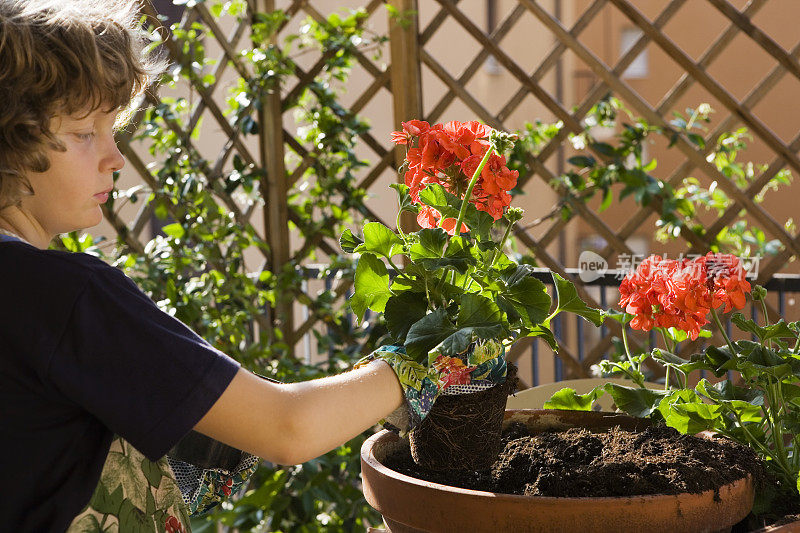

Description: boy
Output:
[0,0,403,530]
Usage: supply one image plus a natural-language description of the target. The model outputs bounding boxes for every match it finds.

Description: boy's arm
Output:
[192,360,403,465]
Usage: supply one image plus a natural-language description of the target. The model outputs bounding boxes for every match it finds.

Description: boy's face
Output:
[21,107,125,235]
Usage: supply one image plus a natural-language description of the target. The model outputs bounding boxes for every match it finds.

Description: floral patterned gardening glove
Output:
[354,339,508,435]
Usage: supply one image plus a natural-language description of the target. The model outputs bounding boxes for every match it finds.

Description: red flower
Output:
[417,205,441,229]
[432,120,475,160]
[703,253,751,313]
[391,119,518,225]
[391,120,431,144]
[440,217,469,236]
[618,253,750,341]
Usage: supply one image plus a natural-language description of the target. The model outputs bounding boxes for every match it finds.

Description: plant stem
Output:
[450,146,495,244]
[396,210,408,245]
[489,218,516,270]
[760,298,774,349]
[621,313,637,371]
[769,379,789,466]
[732,410,784,470]
[607,361,643,385]
[659,328,674,389]
[710,307,737,355]
[386,256,414,285]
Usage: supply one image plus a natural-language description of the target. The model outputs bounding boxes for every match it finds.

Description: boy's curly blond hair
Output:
[0,0,168,210]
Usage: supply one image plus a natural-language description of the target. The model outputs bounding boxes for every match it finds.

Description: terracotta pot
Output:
[361,409,755,533]
[751,518,800,532]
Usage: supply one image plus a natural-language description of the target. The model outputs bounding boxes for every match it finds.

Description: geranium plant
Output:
[546,252,800,504]
[340,119,604,469]
[341,119,602,372]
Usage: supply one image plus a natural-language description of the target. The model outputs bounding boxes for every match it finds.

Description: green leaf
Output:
[658,390,720,434]
[418,183,461,218]
[461,205,494,242]
[526,324,558,351]
[703,345,738,377]
[101,449,148,510]
[604,383,665,418]
[359,222,403,257]
[544,386,604,411]
[731,313,797,343]
[457,293,500,324]
[551,272,603,326]
[501,264,535,287]
[456,293,505,337]
[409,228,448,260]
[384,291,428,342]
[497,277,551,328]
[140,458,163,488]
[739,344,796,380]
[663,326,711,343]
[350,253,391,320]
[390,183,418,214]
[88,481,123,516]
[118,499,156,533]
[417,235,476,274]
[696,378,763,405]
[433,327,478,359]
[339,228,363,253]
[161,223,185,239]
[405,308,457,361]
[590,141,616,157]
[567,155,596,169]
[417,183,493,240]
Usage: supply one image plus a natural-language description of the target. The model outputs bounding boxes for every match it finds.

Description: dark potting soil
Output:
[383,421,764,498]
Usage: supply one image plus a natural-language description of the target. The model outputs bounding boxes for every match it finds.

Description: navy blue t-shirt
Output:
[0,235,241,531]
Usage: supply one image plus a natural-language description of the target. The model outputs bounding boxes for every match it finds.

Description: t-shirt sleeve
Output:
[47,262,242,461]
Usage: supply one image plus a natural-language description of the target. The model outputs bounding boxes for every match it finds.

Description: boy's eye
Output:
[74,132,95,141]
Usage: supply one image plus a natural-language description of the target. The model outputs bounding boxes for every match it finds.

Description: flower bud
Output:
[751,285,767,301]
[489,129,518,155]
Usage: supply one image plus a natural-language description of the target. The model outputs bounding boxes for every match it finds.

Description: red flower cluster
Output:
[391,119,519,234]
[618,253,751,340]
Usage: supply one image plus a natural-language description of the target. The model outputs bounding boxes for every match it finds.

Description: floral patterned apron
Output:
[66,436,192,533]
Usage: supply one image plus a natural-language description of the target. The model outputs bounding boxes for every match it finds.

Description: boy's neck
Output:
[0,206,52,250]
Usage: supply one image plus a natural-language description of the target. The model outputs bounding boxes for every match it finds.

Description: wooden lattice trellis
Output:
[109,0,800,387]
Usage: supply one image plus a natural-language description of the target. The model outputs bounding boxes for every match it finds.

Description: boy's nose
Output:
[105,141,125,174]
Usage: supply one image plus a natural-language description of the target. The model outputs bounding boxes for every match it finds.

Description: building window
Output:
[620,27,648,79]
